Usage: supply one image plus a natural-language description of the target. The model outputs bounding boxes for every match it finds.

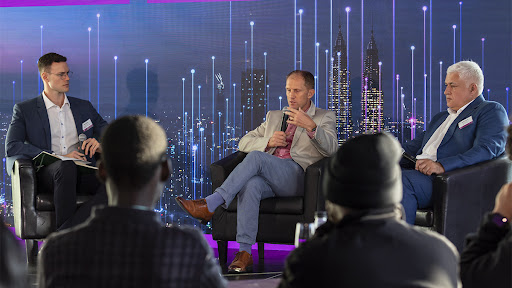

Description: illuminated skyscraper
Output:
[329,24,352,144]
[241,69,267,132]
[361,29,384,134]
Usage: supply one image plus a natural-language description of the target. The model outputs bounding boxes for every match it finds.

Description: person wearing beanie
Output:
[400,61,508,224]
[279,133,460,288]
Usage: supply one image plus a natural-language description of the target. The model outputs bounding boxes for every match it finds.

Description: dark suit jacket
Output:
[5,94,108,175]
[403,95,508,172]
[38,206,227,288]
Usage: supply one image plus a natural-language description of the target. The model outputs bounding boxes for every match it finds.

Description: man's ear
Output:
[160,159,171,181]
[308,89,315,99]
[96,160,107,183]
[41,72,48,83]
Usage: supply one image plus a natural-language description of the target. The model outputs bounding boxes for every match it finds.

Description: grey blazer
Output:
[238,102,338,170]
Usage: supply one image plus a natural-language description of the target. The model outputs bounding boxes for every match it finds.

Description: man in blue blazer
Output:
[6,53,108,229]
[402,60,509,224]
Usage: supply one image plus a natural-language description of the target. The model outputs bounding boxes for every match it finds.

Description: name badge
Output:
[82,119,93,132]
[458,116,473,129]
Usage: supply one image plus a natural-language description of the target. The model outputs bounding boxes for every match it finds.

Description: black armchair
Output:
[11,159,93,264]
[414,156,512,251]
[210,152,328,265]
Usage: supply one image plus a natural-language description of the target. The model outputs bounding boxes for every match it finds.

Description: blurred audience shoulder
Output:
[37,115,227,288]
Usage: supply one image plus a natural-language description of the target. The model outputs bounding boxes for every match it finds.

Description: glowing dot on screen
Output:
[411,46,415,50]
[325,49,328,53]
[233,83,236,87]
[20,60,23,63]
[481,38,485,42]
[459,1,463,5]
[316,43,320,47]
[211,56,215,60]
[97,14,100,18]
[378,61,382,66]
[279,96,282,100]
[145,59,149,63]
[200,128,204,132]
[506,87,509,91]
[422,6,427,11]
[191,69,195,74]
[337,52,341,56]
[192,145,197,151]
[452,24,457,29]
[250,21,254,26]
[182,78,185,81]
[88,27,91,32]
[114,56,117,60]
[264,52,267,56]
[299,9,303,14]
[440,61,443,64]
[40,25,43,29]
[198,85,201,89]
[396,74,400,80]
[345,7,351,13]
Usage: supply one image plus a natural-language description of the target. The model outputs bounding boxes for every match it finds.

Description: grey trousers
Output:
[216,151,304,246]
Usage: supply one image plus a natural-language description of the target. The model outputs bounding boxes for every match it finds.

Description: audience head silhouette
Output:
[98,115,170,208]
[323,132,403,210]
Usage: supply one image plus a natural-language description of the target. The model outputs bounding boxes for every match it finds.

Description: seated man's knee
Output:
[53,161,77,178]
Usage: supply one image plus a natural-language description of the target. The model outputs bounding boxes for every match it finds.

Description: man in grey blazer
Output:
[176,70,338,272]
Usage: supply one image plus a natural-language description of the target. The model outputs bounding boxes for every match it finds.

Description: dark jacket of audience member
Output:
[279,133,460,288]
[38,116,226,288]
[459,125,512,288]
[0,217,27,288]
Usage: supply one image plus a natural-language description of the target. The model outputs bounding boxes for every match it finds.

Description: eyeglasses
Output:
[48,71,73,79]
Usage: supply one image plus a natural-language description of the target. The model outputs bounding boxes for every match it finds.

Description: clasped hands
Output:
[267,107,316,148]
[415,159,445,176]
[64,138,101,161]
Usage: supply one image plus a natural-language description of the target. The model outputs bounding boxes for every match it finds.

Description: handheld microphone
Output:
[281,106,290,132]
[402,152,417,164]
[78,134,87,154]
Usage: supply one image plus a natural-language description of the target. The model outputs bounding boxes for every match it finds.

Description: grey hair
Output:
[447,60,484,96]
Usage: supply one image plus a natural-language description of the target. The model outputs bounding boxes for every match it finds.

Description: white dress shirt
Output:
[417,98,475,161]
[42,92,79,156]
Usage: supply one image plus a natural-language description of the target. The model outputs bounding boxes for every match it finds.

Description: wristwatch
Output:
[311,126,317,132]
[489,212,509,228]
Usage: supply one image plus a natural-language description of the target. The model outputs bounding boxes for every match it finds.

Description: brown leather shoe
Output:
[175,197,214,225]
[228,251,253,273]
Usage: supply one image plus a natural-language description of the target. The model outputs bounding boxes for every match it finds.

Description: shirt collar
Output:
[447,98,475,116]
[42,91,69,110]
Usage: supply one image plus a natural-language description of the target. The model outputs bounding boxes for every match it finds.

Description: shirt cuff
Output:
[306,130,316,139]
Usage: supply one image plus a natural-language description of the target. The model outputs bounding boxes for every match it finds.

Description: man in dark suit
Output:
[38,116,227,288]
[401,60,508,224]
[5,52,108,229]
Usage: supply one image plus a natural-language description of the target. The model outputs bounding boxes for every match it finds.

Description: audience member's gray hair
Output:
[447,60,484,96]
[101,115,167,188]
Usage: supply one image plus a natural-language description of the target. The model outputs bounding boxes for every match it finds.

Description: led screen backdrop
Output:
[0,0,511,230]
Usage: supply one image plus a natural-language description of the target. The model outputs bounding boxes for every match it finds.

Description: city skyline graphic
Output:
[0,0,511,230]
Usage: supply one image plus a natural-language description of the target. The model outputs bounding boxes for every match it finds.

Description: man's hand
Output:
[81,138,101,158]
[493,183,512,220]
[286,107,317,132]
[63,151,87,161]
[267,131,287,148]
[415,159,445,176]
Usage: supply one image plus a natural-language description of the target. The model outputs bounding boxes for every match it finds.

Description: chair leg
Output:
[217,240,228,265]
[258,242,264,260]
[26,240,39,265]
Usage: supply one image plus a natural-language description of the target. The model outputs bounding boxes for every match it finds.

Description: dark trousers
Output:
[37,160,107,230]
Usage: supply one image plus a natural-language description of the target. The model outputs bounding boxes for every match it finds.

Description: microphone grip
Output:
[402,152,417,164]
[281,114,289,132]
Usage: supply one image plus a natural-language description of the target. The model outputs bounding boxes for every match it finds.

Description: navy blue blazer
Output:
[403,95,509,172]
[5,94,108,175]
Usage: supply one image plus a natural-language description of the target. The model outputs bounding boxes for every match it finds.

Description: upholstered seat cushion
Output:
[226,196,304,214]
[36,194,93,211]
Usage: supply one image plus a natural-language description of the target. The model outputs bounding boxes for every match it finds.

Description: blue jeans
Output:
[401,169,433,224]
[216,151,304,246]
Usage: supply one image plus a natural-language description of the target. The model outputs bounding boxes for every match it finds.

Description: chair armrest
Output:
[432,156,512,249]
[210,152,248,191]
[12,159,38,239]
[303,157,330,222]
